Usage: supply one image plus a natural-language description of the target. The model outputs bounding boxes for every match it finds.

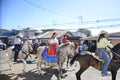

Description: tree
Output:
[77,28,92,37]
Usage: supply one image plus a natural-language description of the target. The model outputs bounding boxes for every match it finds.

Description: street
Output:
[0,54,120,80]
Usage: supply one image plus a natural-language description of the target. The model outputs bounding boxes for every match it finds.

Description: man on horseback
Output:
[14,33,23,62]
[96,30,113,76]
[33,37,39,59]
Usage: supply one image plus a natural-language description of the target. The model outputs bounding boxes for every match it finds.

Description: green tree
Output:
[77,28,92,37]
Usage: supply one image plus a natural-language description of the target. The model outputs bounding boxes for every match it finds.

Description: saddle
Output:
[83,51,113,62]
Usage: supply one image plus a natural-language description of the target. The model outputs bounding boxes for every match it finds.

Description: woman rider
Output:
[96,30,113,76]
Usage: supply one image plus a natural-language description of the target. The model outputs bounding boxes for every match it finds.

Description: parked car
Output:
[0,40,6,50]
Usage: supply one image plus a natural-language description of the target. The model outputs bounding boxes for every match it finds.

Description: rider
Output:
[34,37,39,59]
[62,35,69,43]
[14,33,23,62]
[96,30,113,76]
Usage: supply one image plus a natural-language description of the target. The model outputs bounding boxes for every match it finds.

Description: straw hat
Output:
[17,33,23,37]
[100,30,109,35]
[100,30,109,37]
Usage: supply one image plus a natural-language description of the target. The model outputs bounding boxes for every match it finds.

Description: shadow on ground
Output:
[0,68,68,80]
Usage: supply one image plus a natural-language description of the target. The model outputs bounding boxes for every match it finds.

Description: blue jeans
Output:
[14,44,21,61]
[96,48,110,74]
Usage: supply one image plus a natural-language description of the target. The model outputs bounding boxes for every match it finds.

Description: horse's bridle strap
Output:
[112,60,120,62]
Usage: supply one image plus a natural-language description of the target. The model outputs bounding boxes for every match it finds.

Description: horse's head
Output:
[59,42,75,56]
[22,40,33,54]
[73,42,79,53]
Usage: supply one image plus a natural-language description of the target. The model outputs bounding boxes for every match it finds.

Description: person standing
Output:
[96,30,113,76]
[42,32,59,67]
[14,33,23,62]
[79,43,83,53]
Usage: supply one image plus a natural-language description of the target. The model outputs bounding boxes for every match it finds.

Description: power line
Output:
[23,0,80,20]
[37,18,120,27]
[24,0,61,16]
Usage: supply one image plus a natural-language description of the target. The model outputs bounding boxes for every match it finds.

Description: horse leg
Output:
[76,64,89,80]
[58,67,62,80]
[8,62,12,70]
[66,57,69,69]
[37,56,43,75]
[21,58,27,72]
[111,70,117,80]
[28,54,32,60]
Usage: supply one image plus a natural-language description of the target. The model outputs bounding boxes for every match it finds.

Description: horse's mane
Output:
[112,43,120,54]
[111,43,120,60]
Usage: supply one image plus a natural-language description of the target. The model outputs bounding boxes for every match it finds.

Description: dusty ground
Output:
[0,54,120,80]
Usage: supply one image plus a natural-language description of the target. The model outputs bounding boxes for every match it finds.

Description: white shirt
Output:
[14,37,22,45]
[35,39,38,43]
[49,38,58,44]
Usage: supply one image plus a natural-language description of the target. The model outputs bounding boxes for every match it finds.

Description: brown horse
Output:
[70,43,120,80]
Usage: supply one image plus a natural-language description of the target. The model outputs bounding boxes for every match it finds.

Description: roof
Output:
[110,32,120,37]
[0,31,13,37]
[84,36,98,40]
[39,30,72,39]
[84,32,120,40]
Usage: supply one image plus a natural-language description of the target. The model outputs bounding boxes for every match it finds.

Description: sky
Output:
[1,0,120,36]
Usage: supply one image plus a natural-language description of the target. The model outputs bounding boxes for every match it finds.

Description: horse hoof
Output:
[57,77,61,80]
[10,68,12,70]
[60,75,64,78]
[22,70,26,72]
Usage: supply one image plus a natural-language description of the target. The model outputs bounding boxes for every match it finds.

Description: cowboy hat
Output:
[100,30,109,35]
[17,33,23,37]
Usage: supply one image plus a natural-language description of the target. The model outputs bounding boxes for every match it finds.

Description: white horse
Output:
[0,40,33,72]
[37,42,76,80]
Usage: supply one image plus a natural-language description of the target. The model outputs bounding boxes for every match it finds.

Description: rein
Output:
[110,49,120,62]
[111,50,120,58]
[112,60,120,62]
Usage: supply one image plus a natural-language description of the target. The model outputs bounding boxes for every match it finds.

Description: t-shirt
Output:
[62,38,68,43]
[14,37,22,45]
[97,38,113,48]
[49,38,58,44]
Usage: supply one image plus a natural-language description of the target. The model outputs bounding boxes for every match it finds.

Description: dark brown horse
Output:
[70,43,120,80]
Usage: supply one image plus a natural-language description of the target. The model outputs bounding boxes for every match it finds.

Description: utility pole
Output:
[79,16,83,23]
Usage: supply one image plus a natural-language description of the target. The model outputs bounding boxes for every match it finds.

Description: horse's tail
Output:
[70,53,80,66]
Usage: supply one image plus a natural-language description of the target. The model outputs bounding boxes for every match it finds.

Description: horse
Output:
[66,42,79,68]
[70,43,120,80]
[36,42,75,80]
[0,40,33,72]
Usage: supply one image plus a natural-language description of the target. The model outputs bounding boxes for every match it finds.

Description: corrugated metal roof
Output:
[110,32,120,37]
[84,32,120,40]
[0,31,13,37]
[39,30,72,39]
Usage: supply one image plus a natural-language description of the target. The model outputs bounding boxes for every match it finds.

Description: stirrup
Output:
[101,73,110,77]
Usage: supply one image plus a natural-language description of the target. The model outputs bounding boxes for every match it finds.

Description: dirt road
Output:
[0,54,120,80]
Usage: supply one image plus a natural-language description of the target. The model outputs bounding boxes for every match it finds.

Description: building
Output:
[83,32,120,52]
[37,30,73,44]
